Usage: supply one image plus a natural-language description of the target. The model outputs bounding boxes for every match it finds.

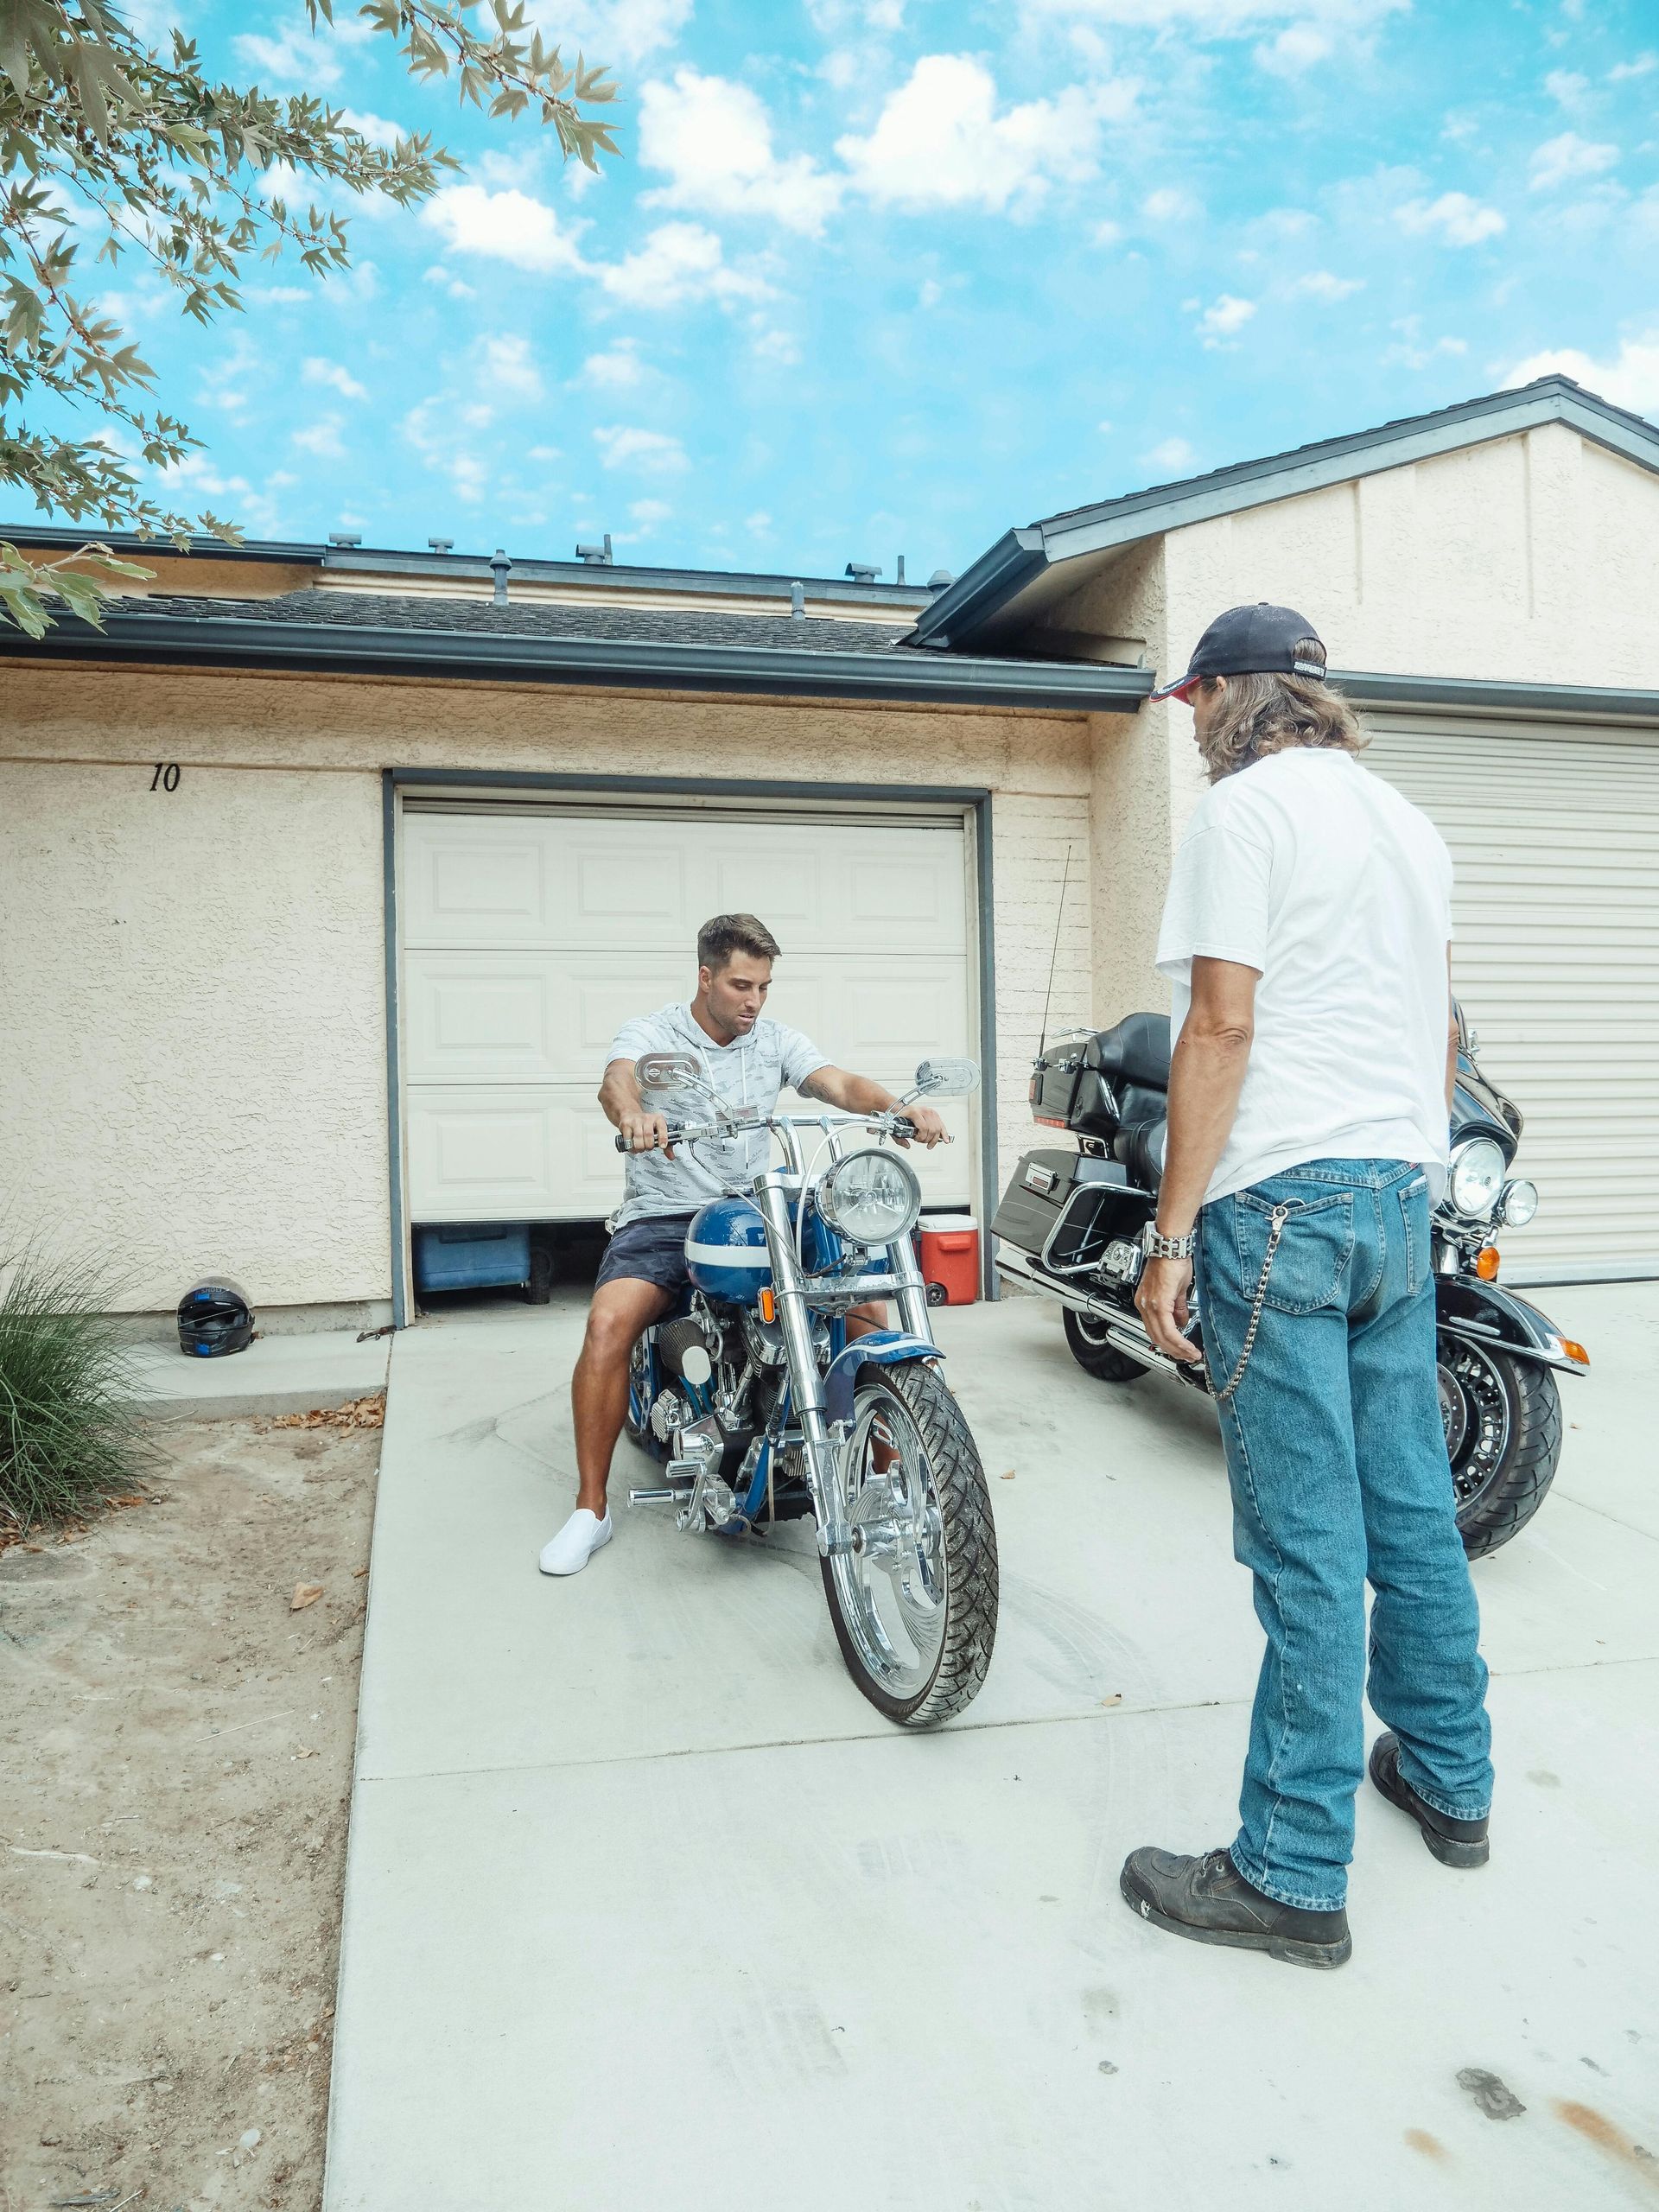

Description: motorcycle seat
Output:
[1085,1012,1172,1093]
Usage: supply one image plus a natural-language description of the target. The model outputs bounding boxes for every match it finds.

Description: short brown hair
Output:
[1194,636,1368,782]
[696,912,781,972]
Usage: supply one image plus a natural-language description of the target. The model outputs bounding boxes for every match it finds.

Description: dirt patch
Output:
[0,1410,380,2211]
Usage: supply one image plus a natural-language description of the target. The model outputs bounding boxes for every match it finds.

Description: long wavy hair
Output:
[1194,637,1368,783]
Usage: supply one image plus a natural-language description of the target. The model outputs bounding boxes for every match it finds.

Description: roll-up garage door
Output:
[399,804,976,1223]
[1363,715,1659,1281]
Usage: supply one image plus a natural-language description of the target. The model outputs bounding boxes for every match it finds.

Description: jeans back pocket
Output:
[1233,1187,1356,1315]
[1395,1173,1430,1297]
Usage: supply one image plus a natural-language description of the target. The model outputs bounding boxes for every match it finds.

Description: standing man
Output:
[1119,604,1492,1972]
[538,912,946,1577]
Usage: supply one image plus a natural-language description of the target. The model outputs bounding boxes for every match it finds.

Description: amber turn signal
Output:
[1560,1338,1590,1367]
[758,1287,776,1324]
[1476,1247,1501,1280]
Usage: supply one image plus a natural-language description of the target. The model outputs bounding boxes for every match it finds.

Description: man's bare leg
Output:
[571,1276,675,1515]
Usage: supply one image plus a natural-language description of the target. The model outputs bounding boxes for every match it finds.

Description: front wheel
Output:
[1438,1333,1562,1560]
[820,1360,998,1727]
[1063,1305,1147,1382]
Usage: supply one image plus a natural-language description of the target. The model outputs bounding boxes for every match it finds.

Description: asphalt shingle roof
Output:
[140,587,921,657]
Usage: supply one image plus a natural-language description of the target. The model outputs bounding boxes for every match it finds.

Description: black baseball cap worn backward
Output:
[1150,602,1327,702]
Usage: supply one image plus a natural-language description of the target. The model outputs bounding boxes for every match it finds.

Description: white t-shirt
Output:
[1155,747,1454,1207]
[606,1002,830,1225]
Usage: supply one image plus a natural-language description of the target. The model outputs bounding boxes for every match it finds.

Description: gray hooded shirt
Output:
[607,1002,830,1227]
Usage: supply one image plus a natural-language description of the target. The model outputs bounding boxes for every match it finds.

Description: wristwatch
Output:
[1141,1222,1197,1262]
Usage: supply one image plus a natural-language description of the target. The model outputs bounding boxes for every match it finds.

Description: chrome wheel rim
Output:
[1436,1336,1513,1507]
[830,1385,949,1699]
[1071,1311,1113,1349]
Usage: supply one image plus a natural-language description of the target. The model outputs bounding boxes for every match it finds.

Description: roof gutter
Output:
[1336,668,1659,727]
[7,604,1155,714]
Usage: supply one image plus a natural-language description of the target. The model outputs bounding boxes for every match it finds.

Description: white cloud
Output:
[1395,190,1505,245]
[1021,0,1404,29]
[302,356,368,401]
[422,185,590,273]
[1503,332,1659,418]
[1290,269,1363,299]
[1142,185,1201,222]
[403,397,493,505]
[528,444,562,463]
[1529,131,1619,191]
[594,425,690,473]
[744,510,773,533]
[1140,435,1197,474]
[582,340,646,387]
[480,334,543,401]
[234,12,372,87]
[292,416,348,460]
[630,498,674,527]
[423,264,476,301]
[599,222,771,308]
[1090,219,1124,246]
[639,68,843,234]
[1543,68,1589,110]
[339,109,404,148]
[1607,53,1656,82]
[1196,293,1255,345]
[750,321,803,365]
[1255,24,1332,73]
[527,0,691,65]
[1384,316,1468,370]
[836,54,1137,214]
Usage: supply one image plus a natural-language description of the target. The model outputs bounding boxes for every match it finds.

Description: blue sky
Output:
[51,0,1659,580]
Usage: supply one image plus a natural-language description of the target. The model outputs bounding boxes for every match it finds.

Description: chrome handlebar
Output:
[613,1109,925,1154]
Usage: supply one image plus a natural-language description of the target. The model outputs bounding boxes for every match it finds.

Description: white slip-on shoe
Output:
[538,1508,613,1577]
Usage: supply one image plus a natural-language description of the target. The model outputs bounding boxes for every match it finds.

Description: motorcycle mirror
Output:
[912,1057,981,1099]
[635,1051,705,1096]
[681,1344,713,1388]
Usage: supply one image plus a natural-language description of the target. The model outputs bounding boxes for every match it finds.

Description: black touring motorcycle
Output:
[991,1005,1588,1559]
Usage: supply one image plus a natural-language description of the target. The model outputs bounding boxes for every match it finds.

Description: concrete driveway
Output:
[323,1281,1657,2211]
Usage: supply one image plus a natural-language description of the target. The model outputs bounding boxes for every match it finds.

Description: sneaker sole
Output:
[1370,1751,1490,1869]
[1118,1869,1351,1971]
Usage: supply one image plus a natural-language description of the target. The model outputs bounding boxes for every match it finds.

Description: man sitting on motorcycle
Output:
[538,911,948,1577]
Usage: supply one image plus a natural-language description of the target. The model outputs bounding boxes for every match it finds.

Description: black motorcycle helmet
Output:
[178,1278,255,1358]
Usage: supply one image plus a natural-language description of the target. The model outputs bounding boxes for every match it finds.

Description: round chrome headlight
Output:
[1498,1178,1540,1228]
[817,1148,922,1246]
[1448,1136,1507,1218]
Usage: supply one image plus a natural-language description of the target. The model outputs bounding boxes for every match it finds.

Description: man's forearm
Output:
[1157,1029,1252,1236]
[599,1061,643,1129]
[803,1069,895,1115]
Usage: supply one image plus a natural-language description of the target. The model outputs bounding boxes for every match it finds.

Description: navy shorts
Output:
[594,1215,696,1293]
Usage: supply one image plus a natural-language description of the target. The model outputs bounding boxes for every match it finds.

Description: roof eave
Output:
[4,604,1154,714]
[917,378,1659,653]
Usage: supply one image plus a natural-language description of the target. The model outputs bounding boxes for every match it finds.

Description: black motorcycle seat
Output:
[1085,1012,1172,1093]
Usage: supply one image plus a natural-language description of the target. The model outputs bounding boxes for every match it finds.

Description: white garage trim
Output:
[381,769,1001,1326]
[1363,713,1659,1286]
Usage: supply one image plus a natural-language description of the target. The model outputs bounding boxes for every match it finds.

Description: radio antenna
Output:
[1037,844,1074,1062]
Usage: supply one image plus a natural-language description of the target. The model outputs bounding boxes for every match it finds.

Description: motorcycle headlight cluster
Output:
[1448,1136,1508,1219]
[817,1148,922,1246]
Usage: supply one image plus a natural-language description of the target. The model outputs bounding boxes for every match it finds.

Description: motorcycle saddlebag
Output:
[992,1148,1135,1267]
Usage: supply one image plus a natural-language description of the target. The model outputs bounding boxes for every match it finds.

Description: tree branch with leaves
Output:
[0,0,619,637]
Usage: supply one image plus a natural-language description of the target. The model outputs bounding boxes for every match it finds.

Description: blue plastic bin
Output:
[413,1224,531,1294]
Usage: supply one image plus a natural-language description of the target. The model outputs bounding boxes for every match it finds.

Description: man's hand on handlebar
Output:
[893,1103,949,1149]
[618,1109,676,1158]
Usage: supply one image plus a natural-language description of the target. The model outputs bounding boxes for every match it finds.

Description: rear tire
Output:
[1064,1305,1147,1382]
[820,1360,998,1727]
[1438,1334,1562,1560]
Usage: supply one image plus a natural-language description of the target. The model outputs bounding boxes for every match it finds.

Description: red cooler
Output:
[917,1213,980,1306]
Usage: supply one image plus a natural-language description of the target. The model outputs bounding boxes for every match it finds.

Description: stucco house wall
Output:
[0,657,1116,1313]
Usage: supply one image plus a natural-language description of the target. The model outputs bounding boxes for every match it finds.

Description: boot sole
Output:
[1370,1751,1490,1869]
[1118,1869,1351,1970]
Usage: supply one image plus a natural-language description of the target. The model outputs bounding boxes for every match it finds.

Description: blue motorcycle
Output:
[618,1051,998,1727]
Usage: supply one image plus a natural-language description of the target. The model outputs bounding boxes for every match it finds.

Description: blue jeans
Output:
[1195,1159,1493,1912]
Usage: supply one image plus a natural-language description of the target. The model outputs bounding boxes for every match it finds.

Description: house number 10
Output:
[150,763,181,791]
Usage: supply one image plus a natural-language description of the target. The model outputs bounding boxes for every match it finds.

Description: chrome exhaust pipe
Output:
[994,1248,1187,1379]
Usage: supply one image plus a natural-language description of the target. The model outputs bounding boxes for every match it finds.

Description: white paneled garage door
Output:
[1363,715,1659,1281]
[400,804,976,1223]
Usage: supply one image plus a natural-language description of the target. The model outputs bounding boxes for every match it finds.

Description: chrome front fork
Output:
[755,1175,851,1557]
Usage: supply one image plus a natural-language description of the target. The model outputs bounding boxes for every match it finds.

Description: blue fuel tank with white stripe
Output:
[684,1194,839,1303]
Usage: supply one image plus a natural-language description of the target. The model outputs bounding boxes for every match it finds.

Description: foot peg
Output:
[628,1484,691,1507]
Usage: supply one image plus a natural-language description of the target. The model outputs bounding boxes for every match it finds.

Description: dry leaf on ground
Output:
[273,1395,385,1433]
[290,1582,325,1611]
